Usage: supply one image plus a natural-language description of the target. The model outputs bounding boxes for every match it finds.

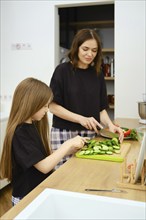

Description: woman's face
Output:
[78,39,98,69]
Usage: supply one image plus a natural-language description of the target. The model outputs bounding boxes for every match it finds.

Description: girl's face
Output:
[31,102,49,122]
[78,39,98,69]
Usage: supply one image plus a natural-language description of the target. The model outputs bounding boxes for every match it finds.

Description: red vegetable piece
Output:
[123,129,131,137]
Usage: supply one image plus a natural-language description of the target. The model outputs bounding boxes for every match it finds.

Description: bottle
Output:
[104,56,110,77]
[110,58,114,77]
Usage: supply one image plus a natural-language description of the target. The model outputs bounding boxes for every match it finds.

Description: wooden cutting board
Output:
[75,142,131,163]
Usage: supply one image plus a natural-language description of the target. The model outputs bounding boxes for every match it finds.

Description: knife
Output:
[85,188,127,193]
[97,126,119,139]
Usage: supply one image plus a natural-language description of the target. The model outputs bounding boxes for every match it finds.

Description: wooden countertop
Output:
[1,118,146,220]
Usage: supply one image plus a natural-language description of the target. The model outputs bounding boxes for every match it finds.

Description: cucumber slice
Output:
[114,150,121,154]
[113,145,120,150]
[108,146,114,151]
[84,150,91,155]
[101,145,109,151]
[89,149,94,154]
[106,151,113,155]
[78,151,85,155]
[94,149,101,154]
[93,146,100,151]
[99,151,105,154]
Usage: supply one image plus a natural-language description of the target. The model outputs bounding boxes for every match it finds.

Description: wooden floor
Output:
[0,184,12,217]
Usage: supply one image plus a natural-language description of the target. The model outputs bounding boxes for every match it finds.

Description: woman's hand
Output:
[78,116,103,133]
[108,124,124,143]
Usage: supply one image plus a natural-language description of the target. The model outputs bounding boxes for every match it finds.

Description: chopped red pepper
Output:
[123,129,131,137]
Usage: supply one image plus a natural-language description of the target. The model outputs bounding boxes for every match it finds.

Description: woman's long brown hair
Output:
[68,29,102,73]
[0,77,53,181]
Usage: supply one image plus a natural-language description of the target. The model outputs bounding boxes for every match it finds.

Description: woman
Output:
[49,29,124,169]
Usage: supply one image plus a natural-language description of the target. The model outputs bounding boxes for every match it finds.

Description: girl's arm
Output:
[34,135,87,174]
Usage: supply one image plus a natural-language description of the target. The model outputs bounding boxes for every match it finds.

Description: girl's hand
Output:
[108,124,124,143]
[65,135,89,155]
[78,116,103,133]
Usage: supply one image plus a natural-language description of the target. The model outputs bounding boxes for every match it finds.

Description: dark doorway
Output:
[59,4,114,49]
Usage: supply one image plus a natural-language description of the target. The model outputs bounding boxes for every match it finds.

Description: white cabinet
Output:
[0,116,9,189]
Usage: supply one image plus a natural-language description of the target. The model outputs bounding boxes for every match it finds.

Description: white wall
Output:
[1,0,55,96]
[115,0,145,119]
[1,0,145,120]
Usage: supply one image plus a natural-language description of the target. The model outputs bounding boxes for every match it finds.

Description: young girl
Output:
[0,77,87,206]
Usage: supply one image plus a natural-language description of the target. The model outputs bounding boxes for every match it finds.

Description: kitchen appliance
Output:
[138,102,146,124]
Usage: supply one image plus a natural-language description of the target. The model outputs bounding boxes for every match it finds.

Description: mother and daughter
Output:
[0,29,123,206]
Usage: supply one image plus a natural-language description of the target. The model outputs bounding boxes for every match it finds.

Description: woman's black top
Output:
[50,62,108,131]
[11,123,52,197]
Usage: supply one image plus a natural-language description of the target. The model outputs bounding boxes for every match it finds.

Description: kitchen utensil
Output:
[98,128,119,139]
[138,102,146,124]
[134,128,146,183]
[85,188,127,193]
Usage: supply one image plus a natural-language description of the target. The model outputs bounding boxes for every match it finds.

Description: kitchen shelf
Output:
[61,20,114,29]
[104,77,114,80]
[109,104,114,109]
[102,48,114,53]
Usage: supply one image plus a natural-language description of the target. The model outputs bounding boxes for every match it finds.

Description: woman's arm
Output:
[100,109,114,128]
[34,135,87,174]
[49,102,102,132]
[49,101,82,124]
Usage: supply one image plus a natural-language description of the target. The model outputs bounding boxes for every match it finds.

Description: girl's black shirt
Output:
[11,123,52,197]
[50,62,108,130]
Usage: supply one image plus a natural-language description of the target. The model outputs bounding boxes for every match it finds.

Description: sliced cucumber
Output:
[113,145,120,150]
[101,145,109,151]
[114,150,121,154]
[78,151,85,155]
[106,151,113,155]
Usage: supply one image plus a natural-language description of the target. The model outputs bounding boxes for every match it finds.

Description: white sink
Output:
[14,188,145,220]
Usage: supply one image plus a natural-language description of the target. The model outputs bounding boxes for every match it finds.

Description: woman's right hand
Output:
[78,116,103,133]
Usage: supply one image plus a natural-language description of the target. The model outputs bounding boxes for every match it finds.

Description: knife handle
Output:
[96,126,101,131]
[85,189,101,192]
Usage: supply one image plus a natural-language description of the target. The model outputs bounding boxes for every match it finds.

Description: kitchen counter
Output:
[1,118,146,220]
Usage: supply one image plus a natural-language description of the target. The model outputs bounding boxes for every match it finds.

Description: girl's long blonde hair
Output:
[0,77,53,181]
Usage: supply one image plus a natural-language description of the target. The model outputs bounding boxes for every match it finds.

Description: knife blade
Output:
[96,126,119,138]
[99,128,119,138]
